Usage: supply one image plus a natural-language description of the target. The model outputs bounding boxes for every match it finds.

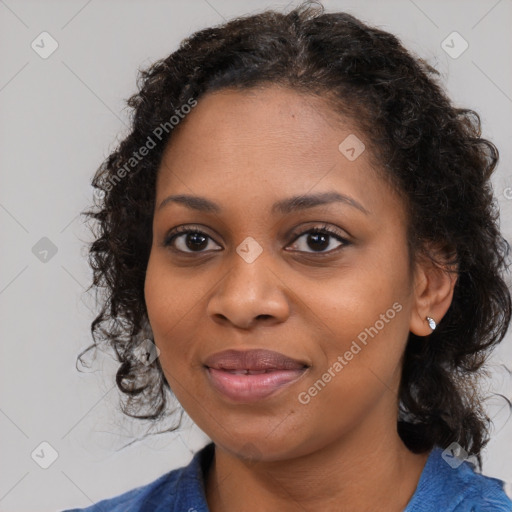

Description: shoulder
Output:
[450,462,512,512]
[61,469,180,512]
[406,447,512,512]
[61,443,214,512]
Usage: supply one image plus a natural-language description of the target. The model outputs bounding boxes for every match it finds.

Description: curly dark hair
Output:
[80,1,511,462]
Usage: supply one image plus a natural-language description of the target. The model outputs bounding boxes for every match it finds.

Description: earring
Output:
[426,316,436,331]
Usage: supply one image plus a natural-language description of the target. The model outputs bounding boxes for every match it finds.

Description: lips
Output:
[203,349,309,402]
[204,348,308,371]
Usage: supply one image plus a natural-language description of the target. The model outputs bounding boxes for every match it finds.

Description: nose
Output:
[206,252,291,330]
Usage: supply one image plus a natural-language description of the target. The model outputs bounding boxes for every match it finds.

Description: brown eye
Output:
[164,227,221,253]
[288,225,350,254]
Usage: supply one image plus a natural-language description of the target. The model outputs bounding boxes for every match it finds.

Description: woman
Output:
[64,2,512,510]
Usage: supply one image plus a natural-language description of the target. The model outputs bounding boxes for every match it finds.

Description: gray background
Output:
[1,0,511,510]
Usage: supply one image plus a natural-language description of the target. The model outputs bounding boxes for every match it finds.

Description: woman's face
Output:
[145,86,423,461]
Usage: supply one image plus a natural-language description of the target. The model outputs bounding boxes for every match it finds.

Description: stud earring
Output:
[426,316,436,331]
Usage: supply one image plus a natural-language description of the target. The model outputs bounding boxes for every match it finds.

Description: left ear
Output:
[409,247,458,336]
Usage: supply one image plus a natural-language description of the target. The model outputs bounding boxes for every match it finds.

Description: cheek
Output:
[306,244,412,382]
[307,286,409,390]
[294,289,410,441]
[144,256,190,359]
[145,260,171,337]
[144,252,215,388]
[144,271,195,408]
[310,262,409,342]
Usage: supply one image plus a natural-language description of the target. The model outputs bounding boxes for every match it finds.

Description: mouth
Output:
[203,349,310,403]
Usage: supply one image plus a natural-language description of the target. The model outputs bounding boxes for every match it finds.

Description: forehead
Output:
[155,86,401,222]
[161,86,352,168]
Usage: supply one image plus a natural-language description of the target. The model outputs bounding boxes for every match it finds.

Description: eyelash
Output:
[163,223,351,256]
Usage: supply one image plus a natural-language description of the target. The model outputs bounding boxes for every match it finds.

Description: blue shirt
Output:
[62,443,511,511]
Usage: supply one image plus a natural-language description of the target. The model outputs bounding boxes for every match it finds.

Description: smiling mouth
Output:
[203,349,310,402]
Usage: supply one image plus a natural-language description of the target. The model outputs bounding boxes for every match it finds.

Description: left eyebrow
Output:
[271,191,370,216]
[157,191,370,216]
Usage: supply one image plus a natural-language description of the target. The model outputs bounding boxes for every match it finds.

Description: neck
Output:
[205,420,429,512]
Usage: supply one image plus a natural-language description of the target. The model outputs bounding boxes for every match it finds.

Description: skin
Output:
[144,86,457,512]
